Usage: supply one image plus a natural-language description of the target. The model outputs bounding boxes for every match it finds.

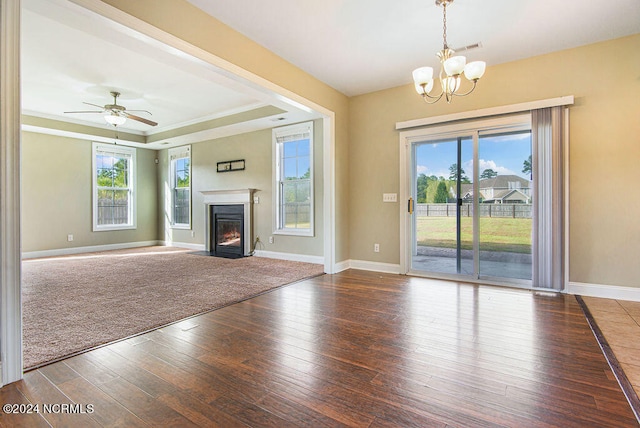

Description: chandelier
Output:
[412,0,486,104]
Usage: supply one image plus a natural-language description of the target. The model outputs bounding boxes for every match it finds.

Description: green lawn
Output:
[416,216,532,253]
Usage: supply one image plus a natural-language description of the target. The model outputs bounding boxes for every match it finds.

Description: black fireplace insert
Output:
[210,204,244,258]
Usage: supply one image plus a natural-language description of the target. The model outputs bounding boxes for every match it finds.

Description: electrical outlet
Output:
[268,236,274,244]
[374,243,380,252]
[191,231,195,237]
[67,234,73,242]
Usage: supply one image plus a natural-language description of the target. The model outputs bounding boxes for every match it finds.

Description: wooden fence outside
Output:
[97,200,129,225]
[416,203,532,218]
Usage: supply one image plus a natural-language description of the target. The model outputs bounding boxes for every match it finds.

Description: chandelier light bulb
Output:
[442,76,461,93]
[443,56,466,76]
[412,67,434,85]
[415,81,434,95]
[464,61,486,80]
[412,67,435,94]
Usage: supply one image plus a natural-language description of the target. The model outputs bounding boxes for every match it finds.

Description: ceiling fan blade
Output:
[127,109,153,115]
[125,113,158,127]
[64,110,104,114]
[82,102,106,110]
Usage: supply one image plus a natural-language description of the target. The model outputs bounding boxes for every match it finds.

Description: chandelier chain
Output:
[442,2,448,49]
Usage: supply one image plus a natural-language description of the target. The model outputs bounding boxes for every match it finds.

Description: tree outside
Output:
[417,173,429,203]
[434,181,449,203]
[522,155,532,179]
[97,156,128,188]
[448,163,470,183]
[480,168,498,179]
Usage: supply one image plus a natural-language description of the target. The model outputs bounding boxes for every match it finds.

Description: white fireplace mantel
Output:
[201,188,256,205]
[201,189,255,256]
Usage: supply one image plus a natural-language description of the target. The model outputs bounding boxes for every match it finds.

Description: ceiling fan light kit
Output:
[104,112,127,126]
[412,0,486,104]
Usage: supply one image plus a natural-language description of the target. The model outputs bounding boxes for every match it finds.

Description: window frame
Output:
[272,121,314,237]
[92,142,137,231]
[400,114,533,283]
[168,145,192,229]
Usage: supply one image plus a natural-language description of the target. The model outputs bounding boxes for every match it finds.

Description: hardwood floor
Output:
[1,270,637,427]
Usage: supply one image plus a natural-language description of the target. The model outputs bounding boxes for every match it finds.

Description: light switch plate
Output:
[383,193,397,202]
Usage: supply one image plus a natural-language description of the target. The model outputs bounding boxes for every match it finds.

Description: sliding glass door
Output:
[407,115,532,285]
[412,137,473,276]
[477,131,532,281]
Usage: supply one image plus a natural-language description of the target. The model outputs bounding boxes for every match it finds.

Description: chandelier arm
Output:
[420,90,444,104]
[450,79,479,97]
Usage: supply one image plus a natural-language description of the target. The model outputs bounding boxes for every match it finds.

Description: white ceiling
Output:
[188,0,640,96]
[20,0,318,147]
[21,0,640,145]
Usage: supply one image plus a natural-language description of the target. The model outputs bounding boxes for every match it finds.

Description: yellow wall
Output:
[348,34,640,288]
[158,121,324,256]
[101,0,350,262]
[21,132,158,252]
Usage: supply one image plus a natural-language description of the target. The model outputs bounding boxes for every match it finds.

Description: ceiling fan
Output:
[64,91,158,127]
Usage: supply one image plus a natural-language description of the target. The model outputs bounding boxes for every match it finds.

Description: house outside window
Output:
[273,121,314,236]
[92,143,136,231]
[169,145,191,228]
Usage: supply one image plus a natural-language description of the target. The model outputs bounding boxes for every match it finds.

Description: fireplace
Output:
[201,189,255,258]
[210,205,244,258]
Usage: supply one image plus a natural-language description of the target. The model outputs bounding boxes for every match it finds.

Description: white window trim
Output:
[396,96,574,130]
[272,121,314,237]
[169,145,192,229]
[92,142,137,231]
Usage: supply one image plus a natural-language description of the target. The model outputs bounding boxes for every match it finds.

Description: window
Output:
[92,143,136,231]
[273,121,314,236]
[169,145,191,228]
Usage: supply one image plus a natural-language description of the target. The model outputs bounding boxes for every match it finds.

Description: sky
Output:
[415,132,532,181]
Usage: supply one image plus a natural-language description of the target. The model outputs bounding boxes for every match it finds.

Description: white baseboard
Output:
[253,250,324,265]
[161,241,206,251]
[22,240,161,259]
[348,260,401,274]
[567,281,640,302]
[333,259,351,273]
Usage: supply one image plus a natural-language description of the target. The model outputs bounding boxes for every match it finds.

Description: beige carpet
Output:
[22,246,324,369]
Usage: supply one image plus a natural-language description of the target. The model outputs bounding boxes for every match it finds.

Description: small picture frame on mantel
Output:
[217,159,245,173]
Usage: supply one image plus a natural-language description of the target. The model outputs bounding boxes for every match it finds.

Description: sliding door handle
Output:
[408,197,414,214]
